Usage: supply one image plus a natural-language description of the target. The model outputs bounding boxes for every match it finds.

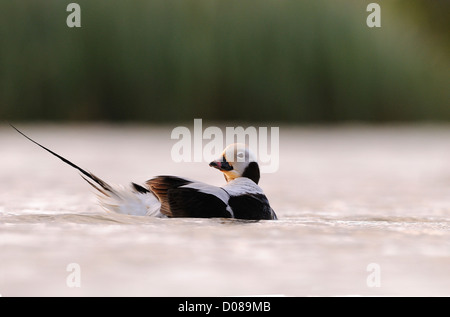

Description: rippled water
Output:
[1,124,450,296]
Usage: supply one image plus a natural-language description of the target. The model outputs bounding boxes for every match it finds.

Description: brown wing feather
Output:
[146,176,192,217]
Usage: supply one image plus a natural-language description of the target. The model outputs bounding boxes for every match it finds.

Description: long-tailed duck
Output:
[11,125,277,220]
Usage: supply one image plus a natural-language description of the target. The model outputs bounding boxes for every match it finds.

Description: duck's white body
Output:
[12,125,277,220]
[100,175,276,220]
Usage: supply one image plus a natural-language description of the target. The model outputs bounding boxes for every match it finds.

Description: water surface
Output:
[1,125,450,296]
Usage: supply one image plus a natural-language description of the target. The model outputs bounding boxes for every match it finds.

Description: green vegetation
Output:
[0,0,448,123]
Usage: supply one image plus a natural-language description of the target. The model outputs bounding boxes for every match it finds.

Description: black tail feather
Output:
[80,174,112,197]
[132,182,150,194]
[10,123,114,197]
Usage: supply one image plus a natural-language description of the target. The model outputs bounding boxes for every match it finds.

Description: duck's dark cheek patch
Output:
[242,162,260,184]
[220,161,233,171]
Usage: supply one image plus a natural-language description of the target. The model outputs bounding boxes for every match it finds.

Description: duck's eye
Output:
[236,152,245,161]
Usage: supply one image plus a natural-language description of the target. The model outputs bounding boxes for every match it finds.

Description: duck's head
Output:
[209,143,260,184]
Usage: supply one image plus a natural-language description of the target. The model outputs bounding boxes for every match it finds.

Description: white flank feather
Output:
[97,184,163,217]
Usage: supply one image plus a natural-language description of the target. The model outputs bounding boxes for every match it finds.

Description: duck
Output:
[11,125,277,220]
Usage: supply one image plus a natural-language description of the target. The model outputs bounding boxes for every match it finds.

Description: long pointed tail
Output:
[10,123,115,198]
[10,124,162,216]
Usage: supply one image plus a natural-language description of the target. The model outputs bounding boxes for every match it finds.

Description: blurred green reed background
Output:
[0,0,448,123]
